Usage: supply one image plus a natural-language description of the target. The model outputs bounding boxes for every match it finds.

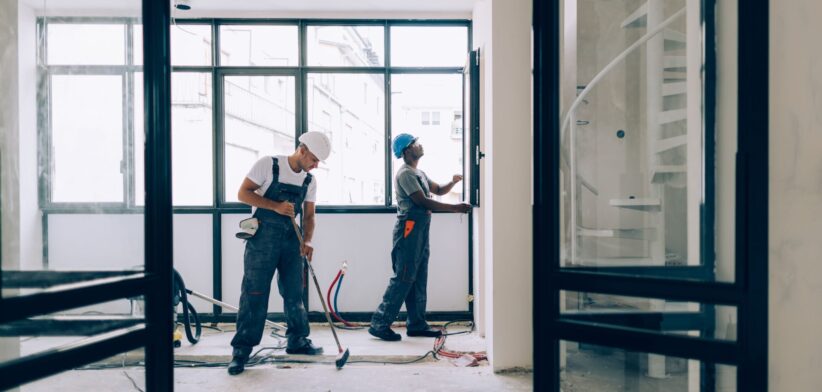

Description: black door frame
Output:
[533,0,768,390]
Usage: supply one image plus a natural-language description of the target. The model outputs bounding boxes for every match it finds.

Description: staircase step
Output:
[578,227,657,241]
[659,109,687,125]
[651,165,687,183]
[577,257,658,267]
[656,135,688,153]
[609,198,661,212]
[621,2,648,28]
[663,55,687,70]
[663,70,687,80]
[664,29,686,46]
[662,81,687,96]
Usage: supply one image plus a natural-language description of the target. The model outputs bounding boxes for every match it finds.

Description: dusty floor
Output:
[19,322,534,392]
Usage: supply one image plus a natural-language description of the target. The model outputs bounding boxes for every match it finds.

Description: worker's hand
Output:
[453,202,471,213]
[302,241,314,262]
[452,174,464,184]
[273,201,295,217]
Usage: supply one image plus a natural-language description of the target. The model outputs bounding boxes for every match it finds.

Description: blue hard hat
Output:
[392,133,417,159]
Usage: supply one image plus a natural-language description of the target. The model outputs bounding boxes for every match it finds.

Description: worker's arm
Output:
[301,201,316,261]
[429,174,463,196]
[237,177,295,217]
[409,191,471,213]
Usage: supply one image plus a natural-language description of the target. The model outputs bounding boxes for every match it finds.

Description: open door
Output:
[463,49,481,206]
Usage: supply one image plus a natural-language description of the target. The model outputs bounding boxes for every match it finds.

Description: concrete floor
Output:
[19,323,534,391]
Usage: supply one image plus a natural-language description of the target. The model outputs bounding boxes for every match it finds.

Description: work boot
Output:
[285,339,324,355]
[227,356,247,375]
[368,326,402,341]
[407,327,443,338]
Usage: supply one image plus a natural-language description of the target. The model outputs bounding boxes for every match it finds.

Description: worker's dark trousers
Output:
[371,211,431,332]
[231,218,309,358]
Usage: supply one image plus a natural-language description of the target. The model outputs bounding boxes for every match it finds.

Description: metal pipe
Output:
[186,288,286,331]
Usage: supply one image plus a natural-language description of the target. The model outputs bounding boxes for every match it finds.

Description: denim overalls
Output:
[371,174,433,333]
[230,157,313,357]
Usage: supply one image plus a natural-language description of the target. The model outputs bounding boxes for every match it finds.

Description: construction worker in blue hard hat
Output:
[227,131,331,375]
[369,133,471,341]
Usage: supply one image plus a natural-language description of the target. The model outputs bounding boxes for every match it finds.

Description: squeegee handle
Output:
[291,216,345,353]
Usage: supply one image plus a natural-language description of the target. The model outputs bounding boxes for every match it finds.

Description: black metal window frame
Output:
[37,18,475,214]
[0,1,174,390]
[34,18,477,319]
[533,0,768,391]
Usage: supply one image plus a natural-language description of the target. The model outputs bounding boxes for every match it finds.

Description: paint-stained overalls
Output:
[231,157,312,358]
[371,171,432,332]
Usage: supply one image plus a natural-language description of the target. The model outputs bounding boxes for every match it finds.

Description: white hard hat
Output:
[298,131,331,161]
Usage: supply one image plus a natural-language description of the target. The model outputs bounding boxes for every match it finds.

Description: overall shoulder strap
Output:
[270,157,280,183]
[300,173,313,201]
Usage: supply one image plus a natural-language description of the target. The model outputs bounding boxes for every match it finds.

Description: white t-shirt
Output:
[246,155,317,215]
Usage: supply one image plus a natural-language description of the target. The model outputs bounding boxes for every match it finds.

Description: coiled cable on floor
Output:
[433,321,486,362]
[173,269,201,344]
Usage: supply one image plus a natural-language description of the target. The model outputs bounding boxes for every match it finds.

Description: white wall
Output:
[472,0,533,371]
[47,212,469,314]
[48,214,215,312]
[769,0,822,390]
[222,213,469,313]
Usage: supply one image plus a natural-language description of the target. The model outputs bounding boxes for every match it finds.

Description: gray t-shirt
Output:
[395,164,433,216]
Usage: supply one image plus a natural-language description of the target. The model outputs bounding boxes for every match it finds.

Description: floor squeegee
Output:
[290,216,351,369]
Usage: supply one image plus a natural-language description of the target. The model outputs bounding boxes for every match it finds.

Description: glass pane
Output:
[51,74,124,203]
[561,291,737,341]
[1,0,147,385]
[390,26,467,67]
[224,75,296,203]
[391,74,463,204]
[47,24,125,65]
[307,25,384,66]
[561,340,736,391]
[172,72,213,206]
[171,24,212,66]
[134,72,144,206]
[133,24,143,65]
[557,1,734,281]
[306,73,385,205]
[219,25,298,66]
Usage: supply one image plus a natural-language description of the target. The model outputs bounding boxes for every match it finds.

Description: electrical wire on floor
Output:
[75,261,484,370]
[432,321,487,363]
[347,351,437,365]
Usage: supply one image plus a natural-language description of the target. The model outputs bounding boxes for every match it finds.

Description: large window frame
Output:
[37,18,474,214]
[35,18,475,320]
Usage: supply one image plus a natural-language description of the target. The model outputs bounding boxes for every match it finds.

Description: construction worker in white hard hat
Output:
[228,131,331,375]
[369,133,471,342]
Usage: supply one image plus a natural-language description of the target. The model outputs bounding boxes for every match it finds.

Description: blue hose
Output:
[334,274,344,315]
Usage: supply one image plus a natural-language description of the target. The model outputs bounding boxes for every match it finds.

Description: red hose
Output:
[326,269,346,324]
[326,267,361,327]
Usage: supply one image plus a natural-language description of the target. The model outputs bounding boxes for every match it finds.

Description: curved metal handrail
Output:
[560,7,686,141]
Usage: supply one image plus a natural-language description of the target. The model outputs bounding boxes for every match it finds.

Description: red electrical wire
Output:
[433,325,487,362]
